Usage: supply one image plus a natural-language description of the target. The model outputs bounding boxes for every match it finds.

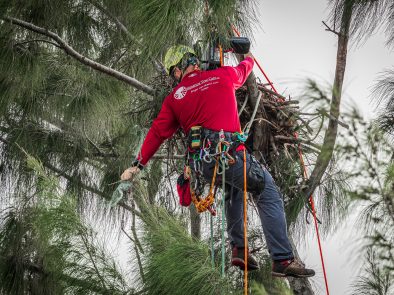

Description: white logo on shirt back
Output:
[174,77,220,100]
[174,86,187,99]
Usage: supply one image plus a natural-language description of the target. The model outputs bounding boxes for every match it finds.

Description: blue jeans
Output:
[201,150,294,261]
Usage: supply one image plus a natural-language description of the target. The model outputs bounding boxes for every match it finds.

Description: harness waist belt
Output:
[201,128,236,143]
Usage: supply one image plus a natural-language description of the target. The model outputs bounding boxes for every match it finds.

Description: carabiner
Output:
[203,152,212,163]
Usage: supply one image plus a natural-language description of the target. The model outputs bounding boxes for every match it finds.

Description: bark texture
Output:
[190,205,201,240]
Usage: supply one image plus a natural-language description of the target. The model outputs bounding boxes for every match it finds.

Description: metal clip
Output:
[203,149,212,163]
[217,158,229,174]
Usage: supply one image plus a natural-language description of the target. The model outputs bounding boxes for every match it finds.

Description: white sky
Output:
[252,1,394,294]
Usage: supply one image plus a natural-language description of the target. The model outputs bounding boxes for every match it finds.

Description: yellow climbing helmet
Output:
[164,45,198,76]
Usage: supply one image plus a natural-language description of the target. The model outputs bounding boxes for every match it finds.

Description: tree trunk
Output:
[245,72,271,161]
[302,2,353,199]
[190,205,201,240]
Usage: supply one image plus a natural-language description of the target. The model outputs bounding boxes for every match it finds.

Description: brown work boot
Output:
[272,259,315,278]
[231,246,259,271]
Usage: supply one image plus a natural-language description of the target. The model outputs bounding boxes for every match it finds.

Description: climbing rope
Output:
[243,91,262,135]
[238,93,249,116]
[231,24,330,295]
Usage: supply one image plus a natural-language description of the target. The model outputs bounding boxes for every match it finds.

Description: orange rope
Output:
[219,44,224,66]
[243,149,248,295]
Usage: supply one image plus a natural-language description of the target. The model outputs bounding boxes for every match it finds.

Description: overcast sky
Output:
[251,1,393,294]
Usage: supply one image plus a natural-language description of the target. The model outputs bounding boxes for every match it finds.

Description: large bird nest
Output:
[236,84,304,163]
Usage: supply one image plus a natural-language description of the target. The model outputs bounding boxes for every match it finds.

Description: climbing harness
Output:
[185,128,244,216]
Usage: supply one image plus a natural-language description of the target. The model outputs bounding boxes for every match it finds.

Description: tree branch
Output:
[14,39,62,49]
[41,160,141,217]
[3,16,155,96]
[322,21,340,36]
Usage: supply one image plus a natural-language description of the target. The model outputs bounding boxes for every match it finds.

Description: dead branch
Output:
[275,135,322,151]
[258,85,287,100]
[322,21,340,36]
[319,109,349,129]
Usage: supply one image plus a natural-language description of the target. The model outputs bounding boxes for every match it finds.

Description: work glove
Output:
[120,166,140,181]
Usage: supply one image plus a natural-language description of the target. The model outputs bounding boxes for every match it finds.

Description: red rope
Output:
[297,138,330,295]
[231,25,277,93]
[231,24,330,295]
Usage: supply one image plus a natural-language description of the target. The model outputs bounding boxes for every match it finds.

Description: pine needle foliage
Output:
[328,0,394,46]
[336,117,394,293]
[0,155,133,294]
[373,68,394,136]
[130,180,234,295]
[351,249,393,295]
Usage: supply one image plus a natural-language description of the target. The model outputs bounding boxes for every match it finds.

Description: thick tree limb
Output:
[3,16,155,96]
[245,70,267,159]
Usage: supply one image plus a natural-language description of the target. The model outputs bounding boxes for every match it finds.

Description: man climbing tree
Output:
[121,50,315,278]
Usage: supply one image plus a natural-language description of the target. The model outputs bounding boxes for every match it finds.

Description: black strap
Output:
[131,159,144,170]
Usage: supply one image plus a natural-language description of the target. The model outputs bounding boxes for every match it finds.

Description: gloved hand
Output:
[244,52,254,59]
[120,166,140,181]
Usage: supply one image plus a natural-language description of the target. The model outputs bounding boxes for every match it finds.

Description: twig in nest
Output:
[275,135,322,151]
[270,135,280,156]
[283,143,295,160]
[258,85,286,100]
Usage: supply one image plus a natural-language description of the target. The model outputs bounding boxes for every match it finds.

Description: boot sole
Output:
[272,271,315,278]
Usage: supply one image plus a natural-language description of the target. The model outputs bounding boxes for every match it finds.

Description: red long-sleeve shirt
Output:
[137,57,254,165]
